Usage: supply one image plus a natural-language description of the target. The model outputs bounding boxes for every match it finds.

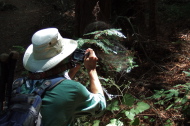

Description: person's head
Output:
[23,28,77,73]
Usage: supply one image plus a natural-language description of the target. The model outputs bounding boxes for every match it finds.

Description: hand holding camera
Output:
[69,48,97,79]
[71,48,102,94]
[84,48,98,71]
[71,48,98,69]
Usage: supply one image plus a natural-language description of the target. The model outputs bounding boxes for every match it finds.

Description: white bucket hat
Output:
[23,28,77,72]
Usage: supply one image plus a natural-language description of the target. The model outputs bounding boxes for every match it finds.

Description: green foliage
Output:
[77,38,111,54]
[122,94,135,107]
[125,56,138,73]
[106,119,124,126]
[75,29,141,125]
[148,87,188,110]
[136,102,150,113]
[149,89,181,108]
[78,29,126,54]
[149,82,190,109]
[124,102,150,120]
[101,77,124,96]
[74,116,90,126]
[106,92,150,125]
[129,118,140,126]
[183,71,190,76]
[12,45,25,53]
[92,120,100,126]
[75,71,150,125]
[76,86,146,124]
[106,100,120,113]
[164,119,173,126]
[148,70,190,120]
[124,110,136,120]
[84,28,126,40]
[77,29,138,73]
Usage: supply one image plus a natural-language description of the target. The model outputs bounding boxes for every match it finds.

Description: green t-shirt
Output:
[21,79,106,126]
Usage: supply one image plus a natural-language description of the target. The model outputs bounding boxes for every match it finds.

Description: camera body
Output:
[72,49,86,63]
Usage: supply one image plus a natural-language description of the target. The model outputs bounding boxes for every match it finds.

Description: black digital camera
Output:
[72,49,89,63]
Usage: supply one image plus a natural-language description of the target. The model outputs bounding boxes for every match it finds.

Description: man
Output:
[21,28,106,126]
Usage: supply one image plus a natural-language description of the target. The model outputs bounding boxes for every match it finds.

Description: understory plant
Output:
[148,70,190,119]
[74,77,151,126]
[77,28,138,74]
[73,29,151,125]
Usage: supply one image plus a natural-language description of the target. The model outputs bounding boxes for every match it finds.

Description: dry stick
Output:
[0,53,9,112]
[6,51,19,108]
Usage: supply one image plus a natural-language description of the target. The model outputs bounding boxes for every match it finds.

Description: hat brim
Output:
[23,38,77,72]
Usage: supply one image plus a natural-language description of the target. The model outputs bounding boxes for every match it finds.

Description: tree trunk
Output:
[75,0,111,37]
[148,0,157,41]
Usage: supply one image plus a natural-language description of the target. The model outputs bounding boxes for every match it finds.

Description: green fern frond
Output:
[101,39,114,46]
[77,38,114,54]
[95,41,111,54]
[84,28,126,41]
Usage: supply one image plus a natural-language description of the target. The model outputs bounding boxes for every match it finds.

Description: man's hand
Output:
[68,48,98,79]
[84,48,98,71]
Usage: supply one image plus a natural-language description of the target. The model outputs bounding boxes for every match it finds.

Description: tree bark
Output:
[75,0,111,37]
[148,0,157,41]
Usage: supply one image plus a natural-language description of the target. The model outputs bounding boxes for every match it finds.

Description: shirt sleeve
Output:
[74,82,106,117]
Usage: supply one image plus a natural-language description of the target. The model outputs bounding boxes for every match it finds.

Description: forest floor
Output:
[125,38,190,126]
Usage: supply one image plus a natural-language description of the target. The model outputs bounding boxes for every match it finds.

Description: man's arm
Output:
[84,48,104,95]
[68,64,81,79]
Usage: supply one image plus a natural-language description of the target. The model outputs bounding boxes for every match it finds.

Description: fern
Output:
[95,41,112,54]
[78,29,128,54]
[77,28,138,73]
[84,28,126,40]
[77,39,113,54]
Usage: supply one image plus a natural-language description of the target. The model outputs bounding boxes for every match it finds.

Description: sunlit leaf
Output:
[150,89,165,99]
[122,94,135,107]
[92,120,100,126]
[136,102,150,113]
[166,104,174,110]
[106,100,120,112]
[182,97,188,104]
[106,119,124,126]
[183,71,190,76]
[165,89,179,98]
[125,110,135,120]
[144,116,149,119]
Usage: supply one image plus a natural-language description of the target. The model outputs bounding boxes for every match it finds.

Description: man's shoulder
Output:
[60,79,87,90]
[61,79,82,86]
[61,79,79,83]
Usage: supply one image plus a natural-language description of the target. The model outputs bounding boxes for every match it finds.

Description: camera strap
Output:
[27,62,75,80]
